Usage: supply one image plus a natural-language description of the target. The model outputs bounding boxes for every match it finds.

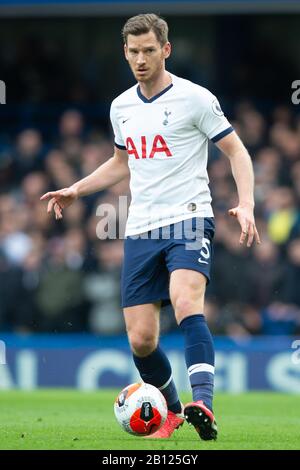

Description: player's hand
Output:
[40,187,78,220]
[228,204,261,247]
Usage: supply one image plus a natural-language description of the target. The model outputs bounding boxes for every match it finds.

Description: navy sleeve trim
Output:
[211,126,234,143]
[115,142,127,150]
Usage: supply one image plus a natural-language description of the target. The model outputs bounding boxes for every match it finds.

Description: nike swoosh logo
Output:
[122,118,130,124]
[198,258,208,264]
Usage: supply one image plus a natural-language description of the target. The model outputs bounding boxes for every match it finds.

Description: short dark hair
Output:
[122,13,169,47]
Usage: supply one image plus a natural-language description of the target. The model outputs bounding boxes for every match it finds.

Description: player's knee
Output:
[129,333,157,357]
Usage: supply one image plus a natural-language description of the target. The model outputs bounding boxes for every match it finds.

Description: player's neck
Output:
[138,71,172,100]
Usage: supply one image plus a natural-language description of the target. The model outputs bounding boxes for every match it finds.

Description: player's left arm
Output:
[215,131,261,247]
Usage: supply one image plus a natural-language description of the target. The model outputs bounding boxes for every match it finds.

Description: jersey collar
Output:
[137,82,173,103]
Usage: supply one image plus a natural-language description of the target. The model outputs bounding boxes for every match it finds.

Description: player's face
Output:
[124,31,171,83]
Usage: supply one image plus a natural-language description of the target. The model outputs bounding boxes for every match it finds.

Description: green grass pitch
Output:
[0,390,299,450]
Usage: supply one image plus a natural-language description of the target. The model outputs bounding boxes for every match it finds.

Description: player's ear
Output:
[163,42,171,59]
[124,43,129,61]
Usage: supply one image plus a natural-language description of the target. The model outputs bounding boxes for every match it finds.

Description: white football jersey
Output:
[110,73,233,236]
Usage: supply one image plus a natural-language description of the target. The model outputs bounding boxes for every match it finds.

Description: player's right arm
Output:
[40,147,129,219]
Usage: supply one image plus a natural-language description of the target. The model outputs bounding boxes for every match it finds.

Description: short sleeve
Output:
[110,102,126,150]
[191,86,234,143]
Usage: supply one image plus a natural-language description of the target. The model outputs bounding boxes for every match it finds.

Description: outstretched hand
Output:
[228,205,261,247]
[40,187,78,220]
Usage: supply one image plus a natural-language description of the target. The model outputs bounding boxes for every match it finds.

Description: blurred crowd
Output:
[1,103,300,337]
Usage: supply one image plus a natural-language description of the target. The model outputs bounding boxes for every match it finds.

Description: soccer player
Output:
[41,13,260,441]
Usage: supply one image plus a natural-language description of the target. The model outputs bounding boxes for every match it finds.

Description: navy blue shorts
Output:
[121,217,215,308]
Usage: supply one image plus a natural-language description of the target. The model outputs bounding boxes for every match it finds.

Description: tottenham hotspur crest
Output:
[163,108,171,126]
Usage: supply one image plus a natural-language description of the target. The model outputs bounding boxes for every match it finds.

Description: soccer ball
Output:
[114,382,168,436]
